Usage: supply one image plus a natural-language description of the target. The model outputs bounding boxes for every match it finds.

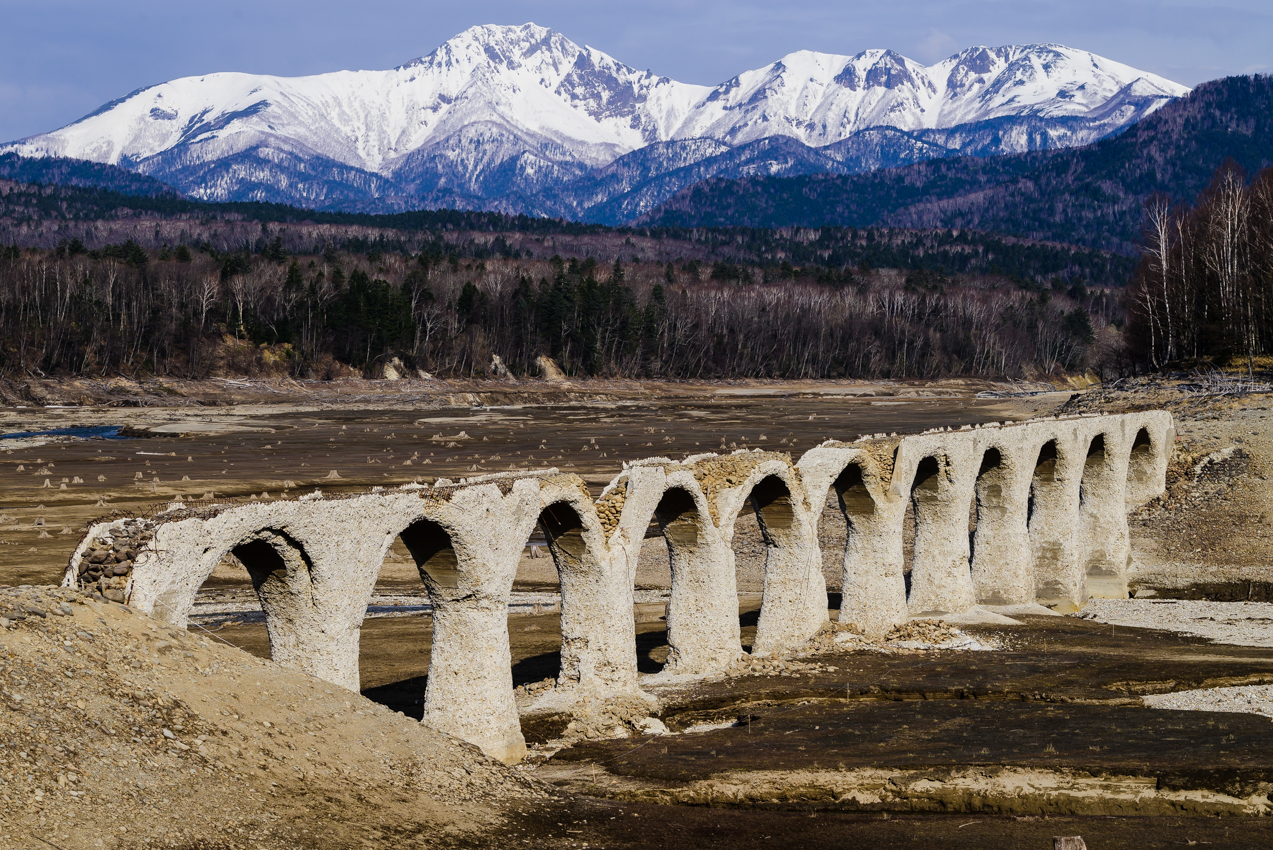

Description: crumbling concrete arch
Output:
[1025,431,1085,609]
[707,458,826,657]
[1127,427,1156,502]
[890,443,979,616]
[534,476,637,695]
[222,527,334,682]
[651,480,741,675]
[968,441,1035,606]
[601,458,742,676]
[1077,428,1133,600]
[1126,418,1174,508]
[384,479,543,764]
[128,503,372,690]
[798,443,905,637]
[63,410,1176,764]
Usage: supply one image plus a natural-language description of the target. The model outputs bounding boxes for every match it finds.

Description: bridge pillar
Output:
[969,444,1035,606]
[538,482,640,695]
[724,469,827,657]
[407,481,541,763]
[1028,433,1086,610]
[1079,428,1133,600]
[798,446,907,638]
[902,448,978,616]
[658,482,741,674]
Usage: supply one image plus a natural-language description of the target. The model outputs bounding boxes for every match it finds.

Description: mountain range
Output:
[2,23,1187,222]
[640,74,1273,254]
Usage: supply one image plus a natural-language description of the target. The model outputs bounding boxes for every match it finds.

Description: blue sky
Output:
[1,0,1270,143]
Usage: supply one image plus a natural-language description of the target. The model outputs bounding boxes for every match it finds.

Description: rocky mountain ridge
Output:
[636,74,1273,253]
[3,23,1187,221]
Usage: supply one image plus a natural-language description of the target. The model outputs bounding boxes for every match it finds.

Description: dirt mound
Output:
[0,586,545,849]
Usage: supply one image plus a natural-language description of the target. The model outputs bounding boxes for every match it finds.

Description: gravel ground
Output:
[1076,599,1273,648]
[1142,684,1273,719]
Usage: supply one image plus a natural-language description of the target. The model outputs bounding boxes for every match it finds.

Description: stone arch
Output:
[796,445,906,636]
[905,452,976,614]
[228,528,318,669]
[1126,427,1156,502]
[972,448,1006,556]
[648,484,740,675]
[1027,437,1083,608]
[969,445,1034,605]
[830,459,907,635]
[1124,414,1173,507]
[530,492,636,693]
[1079,430,1131,600]
[345,512,463,720]
[156,524,336,683]
[399,516,461,590]
[1080,434,1110,501]
[728,471,826,656]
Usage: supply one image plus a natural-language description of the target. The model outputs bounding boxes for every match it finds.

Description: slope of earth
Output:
[640,75,1273,253]
[0,586,544,849]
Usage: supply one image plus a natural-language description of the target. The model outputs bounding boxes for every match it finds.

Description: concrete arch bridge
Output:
[64,410,1173,762]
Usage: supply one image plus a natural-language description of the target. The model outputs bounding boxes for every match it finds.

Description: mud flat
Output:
[4,375,1273,848]
[525,614,1273,848]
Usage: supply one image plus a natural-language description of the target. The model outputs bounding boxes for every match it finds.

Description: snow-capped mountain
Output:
[677,44,1185,146]
[2,23,1189,221]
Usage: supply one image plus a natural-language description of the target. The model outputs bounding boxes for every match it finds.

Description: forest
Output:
[0,238,1115,382]
[1128,163,1273,369]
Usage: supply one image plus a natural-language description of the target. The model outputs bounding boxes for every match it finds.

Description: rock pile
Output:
[0,585,80,629]
[726,653,834,679]
[514,677,558,700]
[559,694,655,742]
[784,618,982,658]
[884,619,967,645]
[70,519,156,602]
[593,484,626,533]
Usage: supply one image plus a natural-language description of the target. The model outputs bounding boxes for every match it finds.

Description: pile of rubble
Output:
[70,518,157,602]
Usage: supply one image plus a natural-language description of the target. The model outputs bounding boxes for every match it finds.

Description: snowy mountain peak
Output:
[2,25,1190,217]
[402,23,580,79]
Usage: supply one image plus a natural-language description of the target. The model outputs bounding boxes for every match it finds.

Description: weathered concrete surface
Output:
[63,410,1172,762]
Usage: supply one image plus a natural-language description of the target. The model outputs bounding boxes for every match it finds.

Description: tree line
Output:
[1128,162,1273,369]
[0,242,1115,381]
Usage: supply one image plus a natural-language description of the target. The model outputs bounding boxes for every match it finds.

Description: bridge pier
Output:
[1028,436,1086,610]
[538,480,639,695]
[899,447,978,616]
[970,445,1035,606]
[710,461,827,657]
[1079,429,1134,600]
[656,480,742,675]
